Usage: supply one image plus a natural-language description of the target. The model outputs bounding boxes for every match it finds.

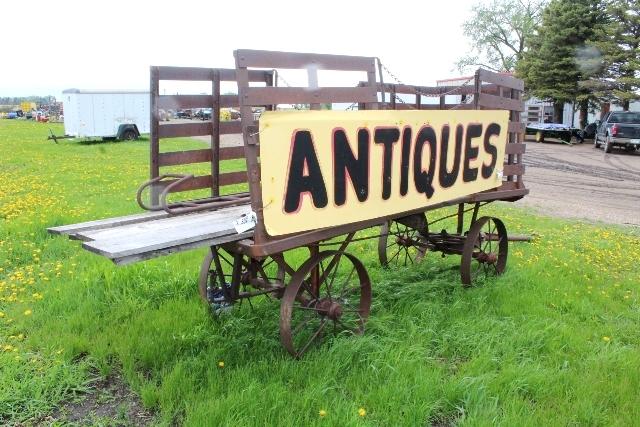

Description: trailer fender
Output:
[116,124,140,140]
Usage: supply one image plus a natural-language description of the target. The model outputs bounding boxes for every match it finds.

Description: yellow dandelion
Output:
[0,312,4,318]
[319,409,327,417]
[358,408,366,417]
[218,360,225,368]
[602,336,610,343]
[24,309,32,316]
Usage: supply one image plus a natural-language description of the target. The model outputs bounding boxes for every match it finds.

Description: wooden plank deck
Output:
[48,204,252,265]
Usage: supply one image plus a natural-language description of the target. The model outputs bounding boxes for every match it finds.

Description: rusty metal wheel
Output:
[198,247,284,306]
[378,220,428,267]
[460,216,508,286]
[280,250,372,358]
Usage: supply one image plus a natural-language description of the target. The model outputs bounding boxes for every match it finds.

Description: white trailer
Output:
[62,89,150,140]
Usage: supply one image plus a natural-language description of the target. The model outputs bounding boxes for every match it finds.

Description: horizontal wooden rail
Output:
[391,104,475,110]
[477,69,524,91]
[220,121,243,134]
[379,83,476,96]
[158,149,211,166]
[235,49,375,71]
[161,172,249,193]
[158,120,246,138]
[156,66,271,82]
[158,147,251,168]
[220,95,240,108]
[158,95,213,110]
[477,93,524,112]
[242,86,377,105]
[503,164,525,176]
[158,122,211,138]
[505,143,526,155]
[156,66,214,81]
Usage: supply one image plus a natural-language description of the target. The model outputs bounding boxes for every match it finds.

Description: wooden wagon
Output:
[49,50,527,358]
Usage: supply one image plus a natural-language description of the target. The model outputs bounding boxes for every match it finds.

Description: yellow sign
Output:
[259,110,509,236]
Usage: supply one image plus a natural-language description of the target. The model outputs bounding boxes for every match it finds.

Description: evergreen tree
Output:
[517,0,604,122]
[589,0,640,110]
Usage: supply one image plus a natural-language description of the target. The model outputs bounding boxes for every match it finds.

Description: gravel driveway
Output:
[515,139,640,228]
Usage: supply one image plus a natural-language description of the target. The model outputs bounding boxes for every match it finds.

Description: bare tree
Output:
[457,0,546,73]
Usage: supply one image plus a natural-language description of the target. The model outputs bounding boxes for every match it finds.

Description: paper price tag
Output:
[234,212,257,233]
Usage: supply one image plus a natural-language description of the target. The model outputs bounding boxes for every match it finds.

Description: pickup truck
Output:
[594,111,640,153]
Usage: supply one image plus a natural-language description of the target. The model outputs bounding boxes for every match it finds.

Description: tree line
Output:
[0,96,56,106]
[458,0,639,127]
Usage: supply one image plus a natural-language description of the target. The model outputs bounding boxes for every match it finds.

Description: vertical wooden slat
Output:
[211,70,221,196]
[439,95,445,110]
[235,54,266,245]
[416,93,421,110]
[456,203,465,234]
[308,67,321,110]
[150,67,160,205]
[366,67,378,110]
[514,89,524,188]
[473,69,481,110]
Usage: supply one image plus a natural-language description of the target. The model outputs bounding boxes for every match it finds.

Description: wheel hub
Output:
[475,251,498,264]
[315,298,343,320]
[395,235,414,247]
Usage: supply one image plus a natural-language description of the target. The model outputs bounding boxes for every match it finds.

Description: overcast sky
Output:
[2,0,481,98]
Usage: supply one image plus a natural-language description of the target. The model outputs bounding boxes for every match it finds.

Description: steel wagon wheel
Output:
[280,250,372,358]
[378,219,428,267]
[198,247,285,306]
[460,216,508,287]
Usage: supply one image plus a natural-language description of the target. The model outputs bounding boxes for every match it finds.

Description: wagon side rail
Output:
[148,66,274,211]
[234,49,380,247]
[473,69,526,200]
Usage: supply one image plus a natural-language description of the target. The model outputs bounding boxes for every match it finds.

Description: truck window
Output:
[609,113,640,124]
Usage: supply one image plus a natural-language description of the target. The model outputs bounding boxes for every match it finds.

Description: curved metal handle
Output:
[136,174,194,211]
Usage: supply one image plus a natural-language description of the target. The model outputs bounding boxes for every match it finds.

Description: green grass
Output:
[1,119,639,426]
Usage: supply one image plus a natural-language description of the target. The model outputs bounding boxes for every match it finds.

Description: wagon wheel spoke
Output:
[296,319,327,358]
[292,311,318,336]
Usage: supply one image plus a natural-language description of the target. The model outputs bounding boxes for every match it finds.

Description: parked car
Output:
[200,108,212,120]
[594,111,640,153]
[175,109,192,119]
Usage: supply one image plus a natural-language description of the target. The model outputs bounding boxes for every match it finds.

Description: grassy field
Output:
[1,119,639,426]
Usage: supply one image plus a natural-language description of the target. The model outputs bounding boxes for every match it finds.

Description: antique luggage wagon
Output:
[49,50,527,358]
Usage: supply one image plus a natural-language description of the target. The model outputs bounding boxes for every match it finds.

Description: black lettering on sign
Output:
[284,130,328,213]
[374,127,400,200]
[482,123,500,179]
[413,126,436,198]
[399,126,412,196]
[438,124,463,188]
[333,128,370,206]
[463,123,483,183]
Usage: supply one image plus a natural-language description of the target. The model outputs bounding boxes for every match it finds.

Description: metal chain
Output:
[376,59,474,109]
[275,73,308,110]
